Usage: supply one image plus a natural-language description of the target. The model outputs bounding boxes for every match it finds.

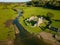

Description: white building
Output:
[37,17,44,26]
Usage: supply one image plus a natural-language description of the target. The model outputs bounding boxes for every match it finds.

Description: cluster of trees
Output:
[0,0,60,10]
[26,0,60,10]
[0,3,18,9]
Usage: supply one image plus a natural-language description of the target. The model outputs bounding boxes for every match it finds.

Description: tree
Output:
[46,12,54,20]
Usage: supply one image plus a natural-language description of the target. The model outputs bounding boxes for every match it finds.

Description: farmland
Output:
[0,3,60,45]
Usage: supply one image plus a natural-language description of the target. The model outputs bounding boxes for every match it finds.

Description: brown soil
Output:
[37,32,60,45]
[4,19,13,27]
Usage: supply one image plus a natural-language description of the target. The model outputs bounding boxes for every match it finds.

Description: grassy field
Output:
[19,7,60,34]
[0,7,17,40]
[0,4,60,40]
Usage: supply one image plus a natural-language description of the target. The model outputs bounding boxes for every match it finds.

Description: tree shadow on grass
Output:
[52,19,60,22]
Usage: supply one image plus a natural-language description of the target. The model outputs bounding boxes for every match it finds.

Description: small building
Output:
[37,17,44,26]
[27,16,38,21]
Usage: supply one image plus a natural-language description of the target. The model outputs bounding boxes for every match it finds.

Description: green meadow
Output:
[0,8,17,40]
[19,7,60,34]
[0,5,60,40]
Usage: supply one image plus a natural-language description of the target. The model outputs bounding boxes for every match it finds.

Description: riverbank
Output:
[13,7,60,45]
[13,10,52,45]
[37,32,60,45]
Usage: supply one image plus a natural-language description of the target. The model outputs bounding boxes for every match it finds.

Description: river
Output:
[13,10,51,45]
